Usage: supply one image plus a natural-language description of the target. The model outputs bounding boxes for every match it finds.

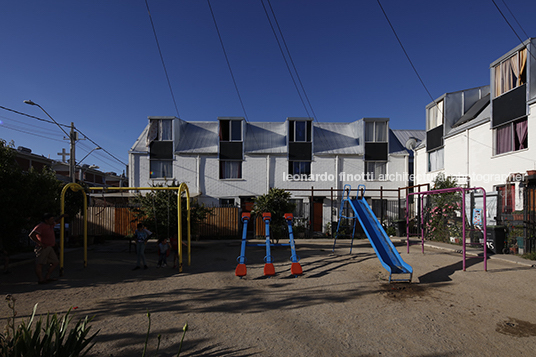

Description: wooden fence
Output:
[198,207,240,238]
[72,207,137,237]
[71,206,244,239]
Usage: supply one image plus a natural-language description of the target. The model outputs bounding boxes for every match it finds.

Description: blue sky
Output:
[1,0,535,174]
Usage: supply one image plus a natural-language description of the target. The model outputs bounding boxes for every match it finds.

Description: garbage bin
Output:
[486,226,506,254]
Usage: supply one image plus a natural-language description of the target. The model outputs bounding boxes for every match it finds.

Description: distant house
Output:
[12,146,127,188]
[129,116,424,233]
[414,38,536,222]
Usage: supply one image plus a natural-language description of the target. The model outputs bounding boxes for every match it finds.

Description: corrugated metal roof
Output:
[313,122,363,155]
[445,104,490,138]
[176,122,218,154]
[244,122,287,154]
[390,129,426,154]
[129,125,149,152]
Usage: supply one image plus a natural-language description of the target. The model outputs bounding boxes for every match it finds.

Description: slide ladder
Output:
[334,184,412,283]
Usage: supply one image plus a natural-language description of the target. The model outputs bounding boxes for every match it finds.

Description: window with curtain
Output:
[365,161,386,180]
[427,148,444,172]
[147,119,173,146]
[494,48,527,97]
[219,120,243,142]
[288,161,311,176]
[495,118,528,155]
[289,120,312,142]
[150,160,173,178]
[365,121,388,142]
[426,100,443,131]
[219,161,242,179]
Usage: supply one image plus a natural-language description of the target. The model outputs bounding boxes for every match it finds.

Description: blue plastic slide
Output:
[335,184,412,283]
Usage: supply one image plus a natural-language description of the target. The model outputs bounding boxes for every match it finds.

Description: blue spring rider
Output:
[235,212,302,277]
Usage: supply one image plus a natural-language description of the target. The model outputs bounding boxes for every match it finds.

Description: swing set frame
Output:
[58,183,191,275]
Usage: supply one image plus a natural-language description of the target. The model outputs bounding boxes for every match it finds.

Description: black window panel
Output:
[220,120,230,141]
[492,84,527,128]
[364,142,388,161]
[219,142,243,160]
[289,121,295,142]
[150,141,173,160]
[426,125,443,152]
[289,142,312,161]
[307,121,312,142]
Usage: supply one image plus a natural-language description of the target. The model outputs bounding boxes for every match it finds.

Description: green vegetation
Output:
[130,181,212,239]
[424,174,463,242]
[0,295,98,357]
[252,188,296,241]
[0,139,83,253]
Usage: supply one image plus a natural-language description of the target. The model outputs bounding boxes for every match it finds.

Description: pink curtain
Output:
[496,125,512,154]
[515,120,528,150]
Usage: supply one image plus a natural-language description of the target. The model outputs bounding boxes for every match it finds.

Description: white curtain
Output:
[428,148,444,172]
[146,120,158,146]
[375,122,387,142]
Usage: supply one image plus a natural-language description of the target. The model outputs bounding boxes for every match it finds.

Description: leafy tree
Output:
[0,139,82,252]
[252,188,295,242]
[424,173,462,242]
[130,181,212,239]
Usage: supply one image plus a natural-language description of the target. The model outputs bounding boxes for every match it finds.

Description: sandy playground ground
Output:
[1,238,536,357]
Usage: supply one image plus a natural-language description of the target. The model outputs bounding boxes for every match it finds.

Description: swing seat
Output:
[291,262,302,276]
[235,263,247,277]
[264,263,275,276]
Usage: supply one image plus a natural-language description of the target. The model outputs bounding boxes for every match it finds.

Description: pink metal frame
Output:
[406,187,488,271]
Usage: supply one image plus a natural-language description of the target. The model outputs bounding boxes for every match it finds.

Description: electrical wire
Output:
[144,0,181,119]
[376,0,436,105]
[265,0,319,122]
[0,104,128,169]
[207,0,250,122]
[261,0,311,119]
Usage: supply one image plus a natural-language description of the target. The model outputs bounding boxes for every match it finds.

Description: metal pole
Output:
[70,122,76,183]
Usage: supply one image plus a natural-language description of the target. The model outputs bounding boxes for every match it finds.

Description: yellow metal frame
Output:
[88,184,191,272]
[60,183,87,276]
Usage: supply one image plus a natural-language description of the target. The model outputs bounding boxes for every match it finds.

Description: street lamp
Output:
[78,147,101,165]
[24,100,77,182]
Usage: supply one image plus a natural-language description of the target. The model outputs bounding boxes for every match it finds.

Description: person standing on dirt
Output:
[133,223,152,270]
[29,213,68,284]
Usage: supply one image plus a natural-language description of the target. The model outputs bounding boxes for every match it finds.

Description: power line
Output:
[376,0,436,105]
[207,0,250,122]
[144,0,181,119]
[261,0,312,119]
[500,0,529,39]
[0,104,127,168]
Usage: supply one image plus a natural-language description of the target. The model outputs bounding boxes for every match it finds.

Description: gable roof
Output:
[176,122,218,154]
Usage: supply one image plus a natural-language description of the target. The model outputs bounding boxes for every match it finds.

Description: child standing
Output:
[157,237,170,268]
[133,223,152,270]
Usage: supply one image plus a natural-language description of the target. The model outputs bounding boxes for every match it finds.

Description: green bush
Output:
[0,295,98,357]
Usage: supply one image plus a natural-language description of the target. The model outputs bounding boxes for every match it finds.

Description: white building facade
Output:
[129,117,423,233]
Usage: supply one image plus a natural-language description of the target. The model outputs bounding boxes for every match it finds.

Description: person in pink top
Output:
[29,213,67,284]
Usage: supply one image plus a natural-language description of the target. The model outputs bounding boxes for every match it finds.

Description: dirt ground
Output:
[1,238,536,357]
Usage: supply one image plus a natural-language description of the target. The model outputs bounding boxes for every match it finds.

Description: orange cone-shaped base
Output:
[235,263,247,277]
[291,262,303,276]
[264,263,275,276]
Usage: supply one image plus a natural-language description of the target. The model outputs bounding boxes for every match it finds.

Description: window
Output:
[289,161,311,176]
[365,121,387,142]
[495,118,528,155]
[365,161,386,180]
[219,198,235,206]
[147,119,172,145]
[289,120,312,142]
[290,199,304,217]
[428,148,444,172]
[426,100,443,131]
[219,161,242,179]
[150,160,172,178]
[219,120,242,142]
[494,48,527,97]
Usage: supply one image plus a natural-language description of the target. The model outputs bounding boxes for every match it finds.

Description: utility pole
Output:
[24,100,78,183]
[70,122,77,183]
